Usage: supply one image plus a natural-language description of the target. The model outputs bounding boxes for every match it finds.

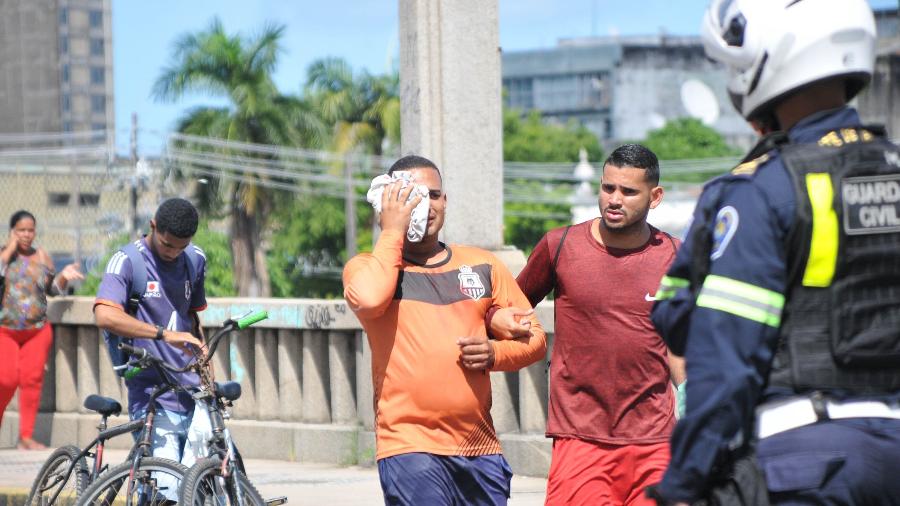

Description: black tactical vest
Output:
[770,126,900,394]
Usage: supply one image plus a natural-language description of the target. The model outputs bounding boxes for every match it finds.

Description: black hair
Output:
[154,198,199,239]
[603,144,660,185]
[388,155,441,177]
[9,210,36,229]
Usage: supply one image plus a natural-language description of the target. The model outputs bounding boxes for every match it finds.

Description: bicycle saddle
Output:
[214,381,242,401]
[83,395,122,417]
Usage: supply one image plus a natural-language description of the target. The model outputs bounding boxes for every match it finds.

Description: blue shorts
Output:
[377,452,513,506]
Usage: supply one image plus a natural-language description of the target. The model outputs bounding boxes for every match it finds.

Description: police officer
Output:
[647,0,900,504]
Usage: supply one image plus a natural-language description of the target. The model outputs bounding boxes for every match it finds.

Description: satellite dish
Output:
[681,79,720,125]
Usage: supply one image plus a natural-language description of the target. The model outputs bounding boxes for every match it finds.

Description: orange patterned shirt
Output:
[343,229,546,460]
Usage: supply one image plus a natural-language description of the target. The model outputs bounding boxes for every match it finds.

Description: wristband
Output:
[155,324,165,340]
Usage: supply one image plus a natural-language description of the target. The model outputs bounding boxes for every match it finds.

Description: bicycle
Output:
[179,310,288,506]
[76,310,274,506]
[29,351,206,506]
[25,395,145,505]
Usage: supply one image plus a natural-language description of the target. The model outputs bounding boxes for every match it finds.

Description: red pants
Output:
[0,325,53,440]
[545,437,670,506]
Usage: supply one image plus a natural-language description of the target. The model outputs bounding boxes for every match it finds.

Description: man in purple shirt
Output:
[94,198,205,468]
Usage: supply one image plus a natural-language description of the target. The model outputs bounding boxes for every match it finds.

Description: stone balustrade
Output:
[0,297,555,476]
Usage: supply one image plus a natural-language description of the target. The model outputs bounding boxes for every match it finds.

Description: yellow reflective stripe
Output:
[655,276,689,300]
[803,173,838,287]
[698,275,784,327]
[703,275,785,309]
[660,276,689,289]
[696,294,782,327]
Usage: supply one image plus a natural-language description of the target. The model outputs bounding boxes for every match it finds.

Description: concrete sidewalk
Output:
[0,447,548,505]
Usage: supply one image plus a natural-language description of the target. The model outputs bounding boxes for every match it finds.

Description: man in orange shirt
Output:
[343,155,547,505]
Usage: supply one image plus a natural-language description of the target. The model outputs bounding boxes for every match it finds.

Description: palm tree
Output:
[153,19,323,297]
[304,57,400,155]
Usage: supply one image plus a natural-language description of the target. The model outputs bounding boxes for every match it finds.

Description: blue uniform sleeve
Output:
[651,189,713,356]
[657,179,787,502]
[94,251,134,310]
[189,245,207,311]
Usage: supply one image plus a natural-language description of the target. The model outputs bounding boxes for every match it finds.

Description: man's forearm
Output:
[94,305,161,340]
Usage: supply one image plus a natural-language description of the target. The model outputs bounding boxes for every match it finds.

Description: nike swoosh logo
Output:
[644,293,656,301]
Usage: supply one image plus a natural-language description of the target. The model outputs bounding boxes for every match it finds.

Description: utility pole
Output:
[344,152,358,260]
[129,112,139,238]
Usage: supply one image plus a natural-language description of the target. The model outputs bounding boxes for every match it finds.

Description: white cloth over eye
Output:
[366,171,431,243]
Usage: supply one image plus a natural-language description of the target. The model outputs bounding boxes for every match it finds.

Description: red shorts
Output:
[545,437,670,506]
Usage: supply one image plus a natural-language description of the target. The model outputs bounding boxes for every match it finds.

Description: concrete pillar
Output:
[399,0,503,248]
[302,330,330,423]
[229,330,257,419]
[328,331,356,424]
[54,326,79,413]
[490,372,519,434]
[38,328,57,412]
[208,326,230,380]
[355,332,375,430]
[98,334,125,403]
[254,328,279,421]
[278,329,302,422]
[519,360,549,434]
[76,327,100,414]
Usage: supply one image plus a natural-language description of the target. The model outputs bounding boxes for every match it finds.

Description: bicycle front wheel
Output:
[180,457,265,506]
[77,457,187,505]
[26,444,89,505]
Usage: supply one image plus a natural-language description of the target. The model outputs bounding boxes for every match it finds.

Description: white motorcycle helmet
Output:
[701,0,876,122]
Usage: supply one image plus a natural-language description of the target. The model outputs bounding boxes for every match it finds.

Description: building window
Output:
[90,38,104,56]
[89,10,102,28]
[79,193,101,207]
[90,67,105,85]
[63,121,72,132]
[91,95,106,113]
[48,193,71,207]
[91,123,106,141]
[59,7,68,25]
[62,95,71,112]
[59,37,68,55]
[503,78,534,110]
[61,64,70,83]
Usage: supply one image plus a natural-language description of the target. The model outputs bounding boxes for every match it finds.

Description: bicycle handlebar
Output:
[118,311,269,377]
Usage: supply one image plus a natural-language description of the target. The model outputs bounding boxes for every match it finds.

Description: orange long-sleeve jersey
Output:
[343,229,547,460]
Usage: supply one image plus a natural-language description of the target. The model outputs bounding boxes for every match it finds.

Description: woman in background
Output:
[0,210,83,450]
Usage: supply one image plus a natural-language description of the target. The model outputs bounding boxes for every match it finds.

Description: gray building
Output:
[857,8,899,138]
[502,35,754,150]
[0,0,114,146]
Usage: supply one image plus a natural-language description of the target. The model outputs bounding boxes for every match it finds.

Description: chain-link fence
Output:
[0,133,194,275]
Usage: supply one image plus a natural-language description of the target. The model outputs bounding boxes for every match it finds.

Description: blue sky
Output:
[112,0,898,155]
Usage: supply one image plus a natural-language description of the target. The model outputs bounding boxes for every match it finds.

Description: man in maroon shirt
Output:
[492,144,685,506]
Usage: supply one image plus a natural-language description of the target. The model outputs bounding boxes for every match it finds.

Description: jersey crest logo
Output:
[185,280,192,300]
[145,281,162,298]
[457,265,485,301]
[711,206,739,260]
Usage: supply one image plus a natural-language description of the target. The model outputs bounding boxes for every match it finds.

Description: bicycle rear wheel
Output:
[26,445,89,505]
[180,457,265,506]
[77,457,187,505]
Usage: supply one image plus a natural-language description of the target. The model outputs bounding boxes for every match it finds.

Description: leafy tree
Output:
[152,19,324,297]
[305,58,400,155]
[502,109,603,253]
[267,192,373,299]
[503,110,603,162]
[642,118,740,160]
